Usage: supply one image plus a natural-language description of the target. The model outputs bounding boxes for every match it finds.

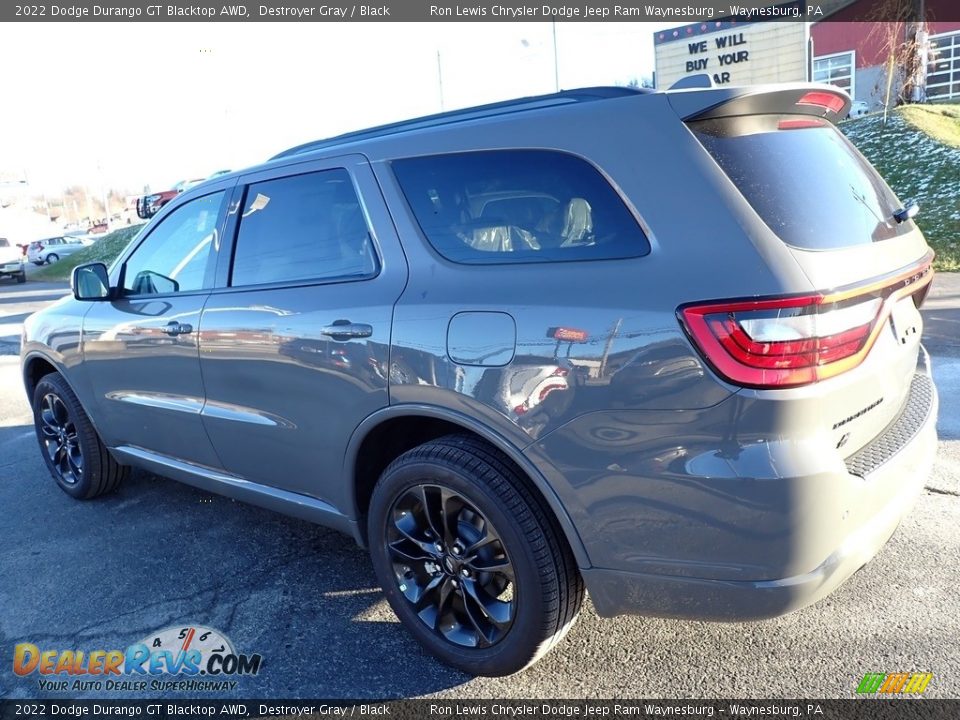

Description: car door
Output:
[198,156,407,509]
[82,188,230,468]
[43,238,63,262]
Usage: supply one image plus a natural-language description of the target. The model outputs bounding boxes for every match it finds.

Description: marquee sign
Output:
[654,20,809,89]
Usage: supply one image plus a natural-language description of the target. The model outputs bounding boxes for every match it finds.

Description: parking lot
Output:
[0,275,958,699]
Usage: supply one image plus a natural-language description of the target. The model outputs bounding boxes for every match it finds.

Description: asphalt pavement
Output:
[0,274,957,699]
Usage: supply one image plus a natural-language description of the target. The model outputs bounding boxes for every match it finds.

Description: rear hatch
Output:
[671,84,933,458]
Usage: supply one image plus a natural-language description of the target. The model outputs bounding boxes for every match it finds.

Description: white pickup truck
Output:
[0,238,26,284]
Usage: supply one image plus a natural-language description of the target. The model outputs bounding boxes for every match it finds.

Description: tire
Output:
[368,434,583,676]
[47,254,59,264]
[16,271,26,284]
[32,373,128,499]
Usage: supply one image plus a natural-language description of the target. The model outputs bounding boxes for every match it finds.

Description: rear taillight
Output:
[797,91,846,114]
[778,118,826,130]
[679,258,933,389]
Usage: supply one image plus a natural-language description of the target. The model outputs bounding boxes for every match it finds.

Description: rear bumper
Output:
[580,354,938,620]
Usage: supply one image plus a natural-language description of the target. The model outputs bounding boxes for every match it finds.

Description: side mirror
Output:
[72,262,111,301]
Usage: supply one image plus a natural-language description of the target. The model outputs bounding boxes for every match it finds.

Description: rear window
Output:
[392,150,650,264]
[691,115,911,249]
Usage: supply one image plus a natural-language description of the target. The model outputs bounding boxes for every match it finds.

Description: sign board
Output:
[655,20,809,89]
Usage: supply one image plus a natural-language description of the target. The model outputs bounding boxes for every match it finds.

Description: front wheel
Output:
[32,373,128,499]
[46,254,59,264]
[368,434,583,676]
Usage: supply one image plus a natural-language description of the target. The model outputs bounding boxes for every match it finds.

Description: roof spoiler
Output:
[668,83,852,124]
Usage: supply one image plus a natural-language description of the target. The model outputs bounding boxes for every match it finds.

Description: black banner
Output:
[1,700,958,720]
[4,1,960,23]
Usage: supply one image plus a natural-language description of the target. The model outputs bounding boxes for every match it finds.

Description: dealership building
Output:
[654,0,960,108]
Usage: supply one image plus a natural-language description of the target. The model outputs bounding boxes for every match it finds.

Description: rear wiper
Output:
[893,199,920,224]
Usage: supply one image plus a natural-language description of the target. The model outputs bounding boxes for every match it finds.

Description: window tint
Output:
[691,115,910,249]
[392,150,650,264]
[122,191,224,296]
[231,169,378,287]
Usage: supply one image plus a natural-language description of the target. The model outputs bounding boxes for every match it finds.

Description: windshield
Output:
[691,114,912,249]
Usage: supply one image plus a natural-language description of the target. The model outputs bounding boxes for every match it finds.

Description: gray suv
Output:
[21,84,938,676]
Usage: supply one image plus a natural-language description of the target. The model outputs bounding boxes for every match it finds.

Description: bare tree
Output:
[866,0,927,122]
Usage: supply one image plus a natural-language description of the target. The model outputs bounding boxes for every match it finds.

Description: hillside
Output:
[841,105,960,271]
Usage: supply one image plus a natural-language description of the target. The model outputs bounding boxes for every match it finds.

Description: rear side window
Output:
[231,169,378,287]
[691,115,911,249]
[392,150,650,264]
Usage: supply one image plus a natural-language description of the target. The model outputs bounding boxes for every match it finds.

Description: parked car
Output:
[0,237,26,283]
[20,83,938,676]
[26,236,88,265]
[135,178,206,220]
[848,100,870,118]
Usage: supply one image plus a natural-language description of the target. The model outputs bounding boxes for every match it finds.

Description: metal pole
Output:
[437,51,445,111]
[552,22,560,92]
[98,161,110,226]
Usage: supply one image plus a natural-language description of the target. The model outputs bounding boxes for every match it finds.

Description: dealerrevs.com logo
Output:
[13,625,262,692]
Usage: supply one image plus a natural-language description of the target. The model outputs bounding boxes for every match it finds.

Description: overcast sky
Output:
[1,22,672,195]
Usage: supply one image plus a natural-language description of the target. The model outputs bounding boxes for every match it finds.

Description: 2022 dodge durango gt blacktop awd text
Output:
[21,83,938,676]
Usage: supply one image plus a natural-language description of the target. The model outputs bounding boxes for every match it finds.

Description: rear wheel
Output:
[16,271,26,284]
[46,254,59,264]
[32,373,128,499]
[368,434,583,676]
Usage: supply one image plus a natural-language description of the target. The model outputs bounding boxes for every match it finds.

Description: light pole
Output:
[552,21,560,92]
[437,51,446,111]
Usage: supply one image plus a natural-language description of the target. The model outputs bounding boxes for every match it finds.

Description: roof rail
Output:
[270,86,648,161]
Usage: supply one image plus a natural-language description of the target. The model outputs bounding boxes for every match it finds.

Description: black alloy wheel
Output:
[386,483,516,648]
[368,434,583,676]
[38,392,84,485]
[32,373,128,499]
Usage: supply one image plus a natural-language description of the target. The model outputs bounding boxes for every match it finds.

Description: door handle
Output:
[162,321,193,336]
[321,321,373,341]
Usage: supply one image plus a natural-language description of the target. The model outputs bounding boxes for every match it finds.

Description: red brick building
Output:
[811,0,960,106]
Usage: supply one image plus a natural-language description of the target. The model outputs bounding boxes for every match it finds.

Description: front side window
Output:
[122,191,224,296]
[392,150,650,264]
[230,169,378,287]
